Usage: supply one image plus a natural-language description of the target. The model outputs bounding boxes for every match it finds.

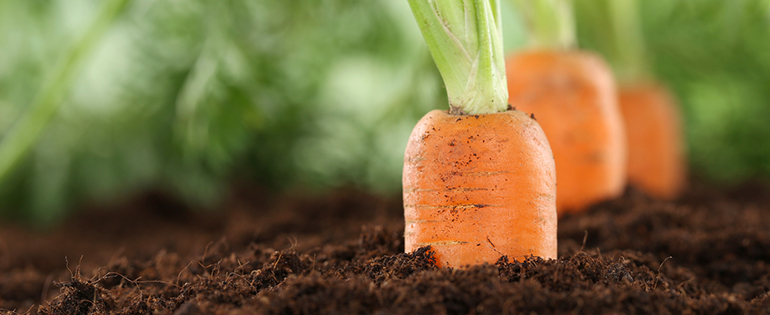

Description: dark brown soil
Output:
[1,183,769,314]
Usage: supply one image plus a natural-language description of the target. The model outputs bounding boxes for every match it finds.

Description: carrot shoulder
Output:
[620,83,686,199]
[506,50,627,215]
[404,109,557,268]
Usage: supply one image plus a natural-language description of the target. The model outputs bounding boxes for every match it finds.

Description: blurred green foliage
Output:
[0,0,769,222]
[575,0,770,184]
[0,0,444,222]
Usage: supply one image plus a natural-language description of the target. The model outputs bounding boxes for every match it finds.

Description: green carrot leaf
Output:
[511,0,576,49]
[607,0,649,82]
[407,0,508,115]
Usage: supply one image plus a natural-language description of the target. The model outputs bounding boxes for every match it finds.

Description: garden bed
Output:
[1,183,769,314]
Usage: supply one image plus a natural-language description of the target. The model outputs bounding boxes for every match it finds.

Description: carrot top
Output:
[407,0,508,115]
[576,0,649,82]
[511,0,576,50]
[607,0,649,82]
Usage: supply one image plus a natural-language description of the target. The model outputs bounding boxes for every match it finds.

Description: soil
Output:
[0,183,769,314]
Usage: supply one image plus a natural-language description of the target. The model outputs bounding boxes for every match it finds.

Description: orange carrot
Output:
[619,83,686,199]
[506,0,627,216]
[506,50,627,216]
[404,0,558,267]
[403,109,557,268]
[598,0,687,199]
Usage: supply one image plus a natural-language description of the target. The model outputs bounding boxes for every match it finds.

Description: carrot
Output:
[619,83,686,199]
[404,0,557,267]
[403,110,557,267]
[506,0,627,216]
[602,0,686,199]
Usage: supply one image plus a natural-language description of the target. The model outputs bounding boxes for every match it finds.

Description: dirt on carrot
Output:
[1,183,769,314]
[506,50,627,216]
[619,82,687,199]
[403,109,557,268]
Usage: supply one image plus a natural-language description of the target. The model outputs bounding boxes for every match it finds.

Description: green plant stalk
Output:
[0,0,130,184]
[407,0,508,115]
[511,0,576,49]
[608,0,649,82]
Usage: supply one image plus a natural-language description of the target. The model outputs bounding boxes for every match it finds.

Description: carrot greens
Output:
[511,0,576,49]
[406,0,508,115]
[607,0,649,82]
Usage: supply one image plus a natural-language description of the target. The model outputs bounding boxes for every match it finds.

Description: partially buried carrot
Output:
[404,0,557,268]
[506,0,626,216]
[606,0,687,199]
[619,83,686,199]
[403,110,557,267]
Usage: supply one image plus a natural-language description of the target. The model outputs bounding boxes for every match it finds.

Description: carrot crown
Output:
[407,0,508,115]
[511,0,576,49]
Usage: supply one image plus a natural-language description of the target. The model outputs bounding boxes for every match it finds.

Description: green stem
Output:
[511,0,576,49]
[0,0,130,184]
[608,0,649,82]
[407,0,508,115]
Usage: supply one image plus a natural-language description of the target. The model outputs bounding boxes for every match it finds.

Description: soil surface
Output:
[0,183,769,314]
